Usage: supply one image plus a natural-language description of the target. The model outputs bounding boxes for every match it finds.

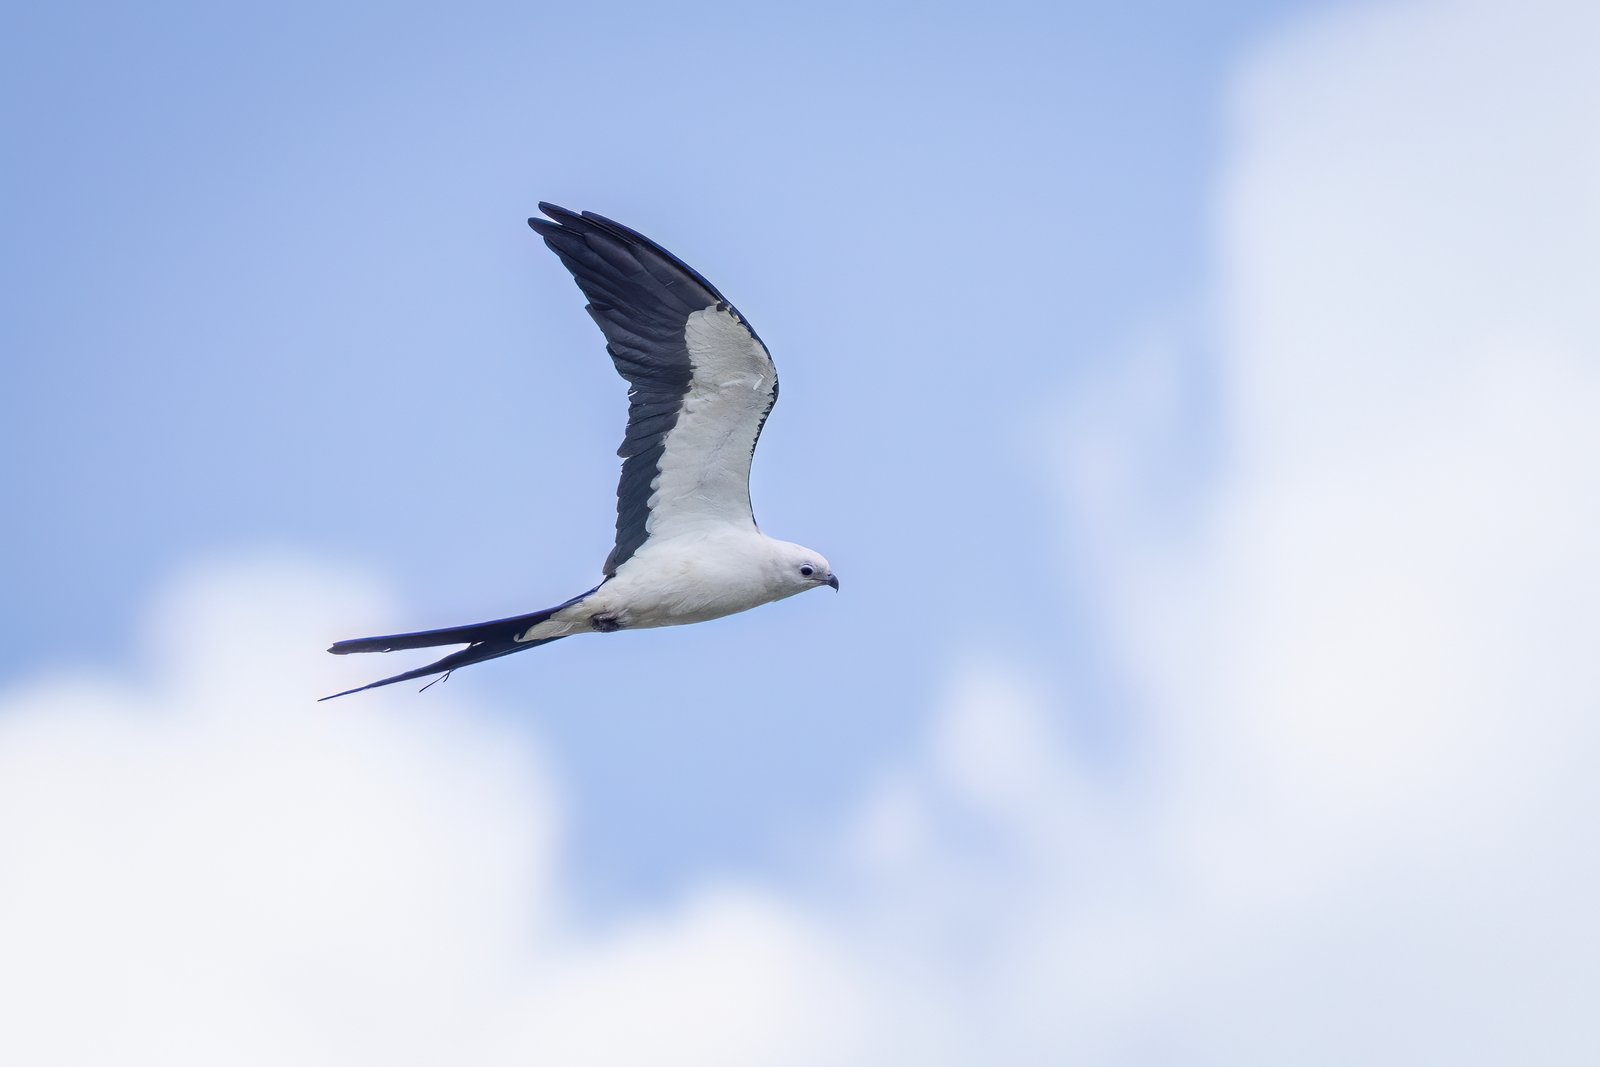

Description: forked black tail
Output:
[320,588,595,701]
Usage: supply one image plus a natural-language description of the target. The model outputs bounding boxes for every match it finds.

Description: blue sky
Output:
[5,0,1598,1062]
[2,0,1299,901]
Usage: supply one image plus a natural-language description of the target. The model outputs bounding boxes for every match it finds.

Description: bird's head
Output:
[770,541,839,595]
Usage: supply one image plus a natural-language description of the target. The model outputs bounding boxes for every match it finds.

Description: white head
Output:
[767,540,839,597]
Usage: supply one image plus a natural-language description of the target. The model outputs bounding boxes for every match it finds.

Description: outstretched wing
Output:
[529,204,780,578]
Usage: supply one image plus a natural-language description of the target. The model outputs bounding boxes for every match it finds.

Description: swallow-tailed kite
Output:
[321,204,836,700]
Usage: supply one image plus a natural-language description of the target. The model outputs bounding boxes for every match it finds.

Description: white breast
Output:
[579,530,795,629]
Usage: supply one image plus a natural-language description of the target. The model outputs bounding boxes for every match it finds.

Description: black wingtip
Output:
[526,202,735,309]
[533,203,582,231]
[530,204,589,241]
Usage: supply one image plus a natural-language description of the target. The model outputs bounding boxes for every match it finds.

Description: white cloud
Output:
[1043,0,1600,1058]
[501,890,870,1067]
[0,557,563,1066]
[5,1,1600,1063]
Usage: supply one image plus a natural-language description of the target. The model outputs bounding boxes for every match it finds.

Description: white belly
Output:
[517,530,796,641]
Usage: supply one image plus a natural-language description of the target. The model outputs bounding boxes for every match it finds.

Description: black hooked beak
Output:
[826,573,840,591]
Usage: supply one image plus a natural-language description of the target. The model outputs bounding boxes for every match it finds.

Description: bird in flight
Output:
[321,204,837,700]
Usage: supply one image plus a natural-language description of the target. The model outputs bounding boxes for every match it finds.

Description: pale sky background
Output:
[3,0,1598,1063]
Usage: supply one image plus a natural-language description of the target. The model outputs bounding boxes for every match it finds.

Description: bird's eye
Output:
[799,565,815,577]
